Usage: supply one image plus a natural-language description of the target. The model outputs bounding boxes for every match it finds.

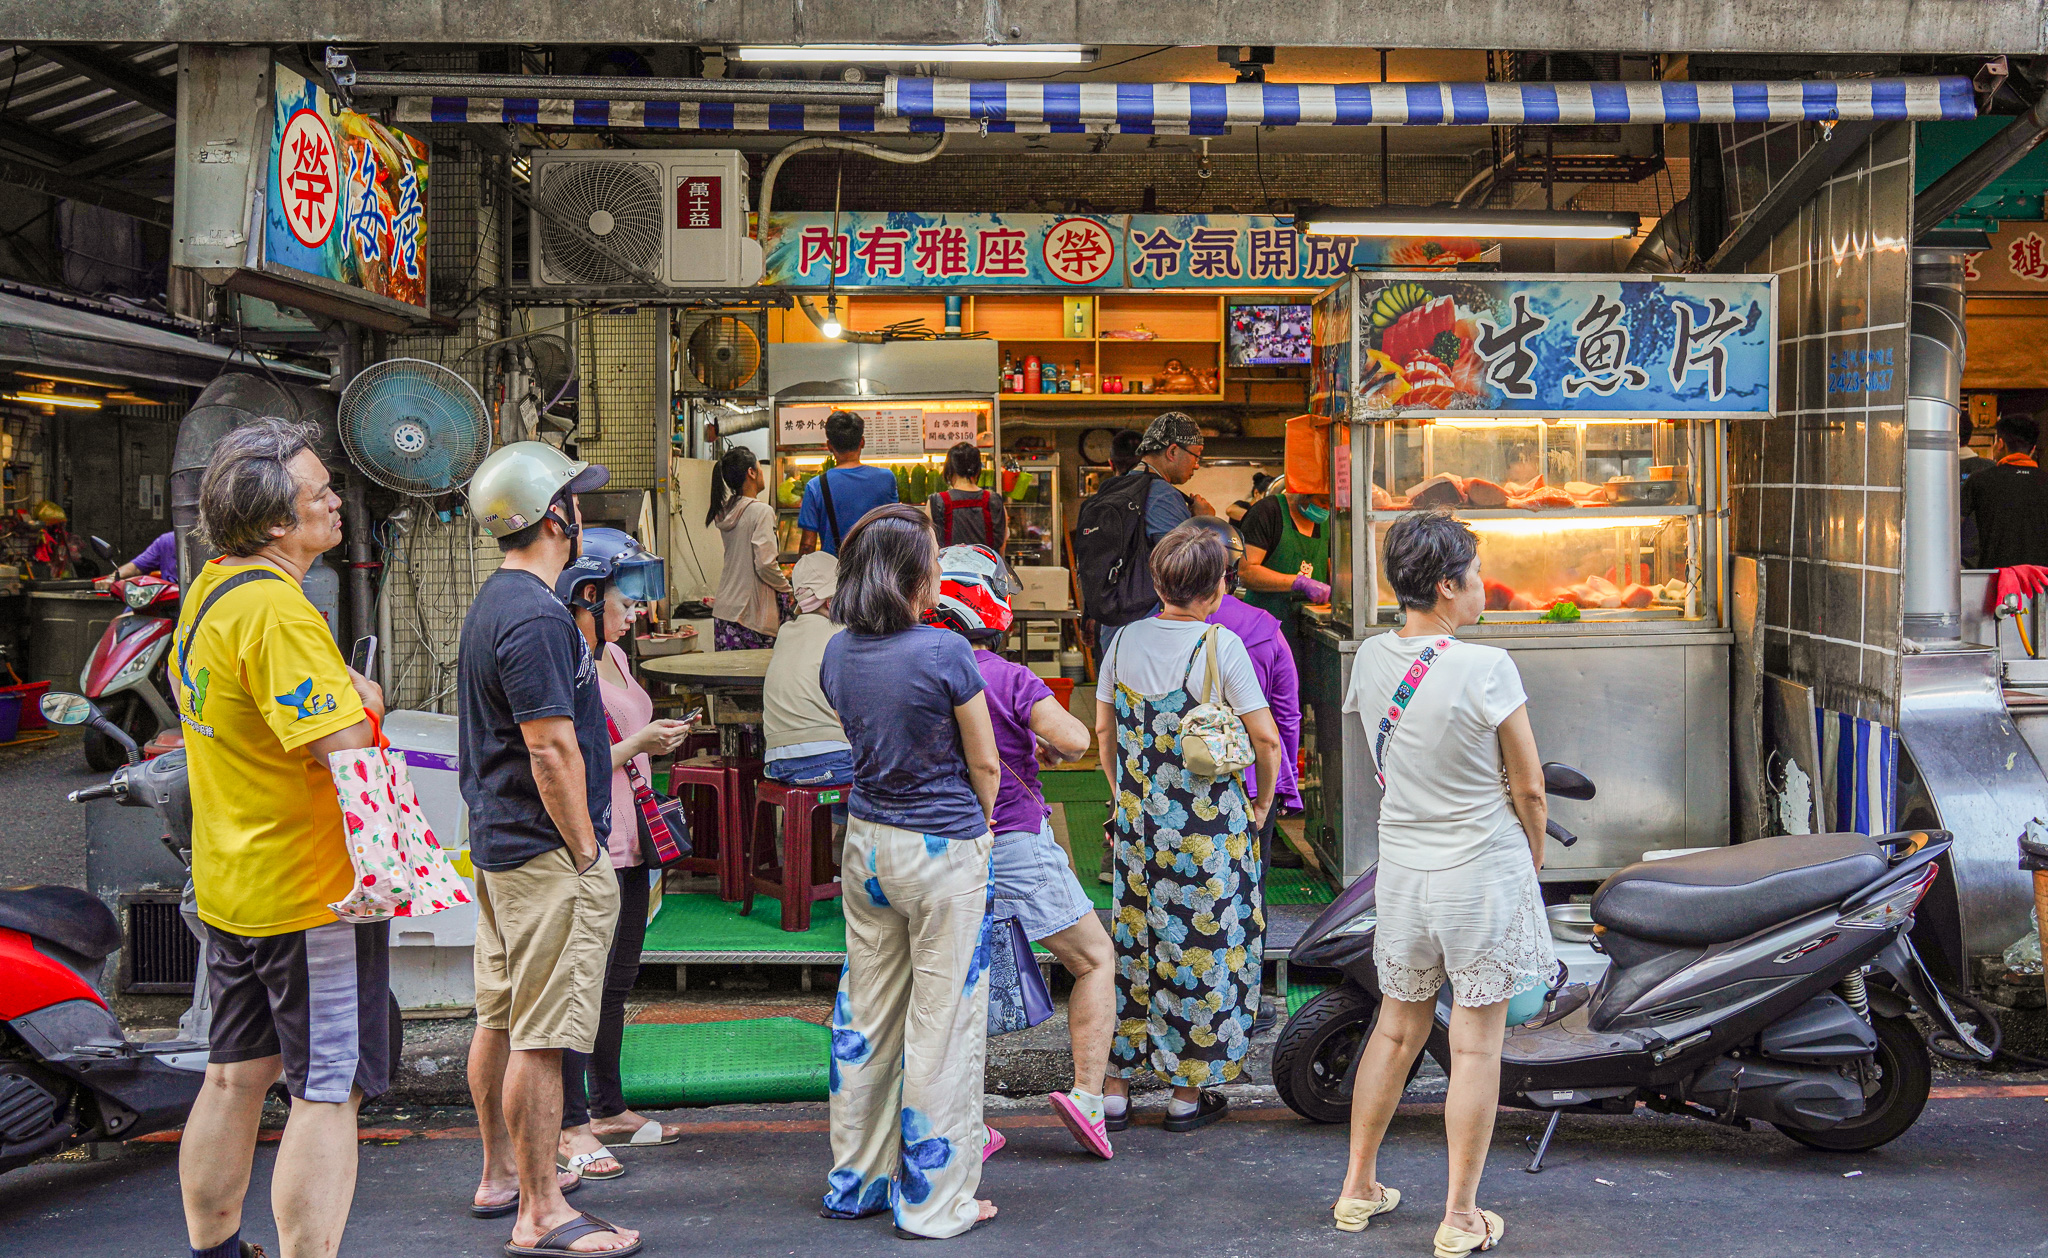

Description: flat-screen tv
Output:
[1226,303,1312,366]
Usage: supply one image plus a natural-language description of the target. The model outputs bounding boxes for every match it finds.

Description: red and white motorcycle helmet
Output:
[922,544,1023,638]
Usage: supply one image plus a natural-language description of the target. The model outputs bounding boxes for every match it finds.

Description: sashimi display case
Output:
[1300,272,1776,885]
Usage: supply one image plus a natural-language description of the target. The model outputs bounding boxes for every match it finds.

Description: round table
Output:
[639,650,774,757]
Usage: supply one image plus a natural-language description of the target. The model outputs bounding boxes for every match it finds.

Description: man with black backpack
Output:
[1074,413,1215,646]
[797,410,900,557]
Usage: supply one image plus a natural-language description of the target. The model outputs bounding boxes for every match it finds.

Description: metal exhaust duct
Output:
[1903,251,1967,642]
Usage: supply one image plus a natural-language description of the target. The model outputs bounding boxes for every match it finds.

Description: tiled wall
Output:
[1726,121,1913,724]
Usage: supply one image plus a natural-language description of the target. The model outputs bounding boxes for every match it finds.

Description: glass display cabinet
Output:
[768,396,996,560]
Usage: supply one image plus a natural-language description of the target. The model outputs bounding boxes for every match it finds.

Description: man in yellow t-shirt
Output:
[173,417,387,1258]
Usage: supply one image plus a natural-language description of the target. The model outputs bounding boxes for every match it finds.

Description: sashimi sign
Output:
[1345,275,1775,418]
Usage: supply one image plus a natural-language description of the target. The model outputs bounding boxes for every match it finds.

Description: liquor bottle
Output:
[1001,352,1014,393]
[1073,359,1086,393]
[1024,354,1041,394]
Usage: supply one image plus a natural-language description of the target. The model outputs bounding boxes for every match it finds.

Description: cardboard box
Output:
[1014,565,1071,610]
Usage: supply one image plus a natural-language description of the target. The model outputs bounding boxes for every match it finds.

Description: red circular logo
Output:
[278,108,338,248]
[1042,217,1116,285]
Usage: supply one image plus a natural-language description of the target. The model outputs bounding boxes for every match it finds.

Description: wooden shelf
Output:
[1365,506,1701,520]
[1001,393,1226,405]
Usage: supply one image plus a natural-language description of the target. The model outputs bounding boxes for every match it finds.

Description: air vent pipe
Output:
[1903,251,1968,641]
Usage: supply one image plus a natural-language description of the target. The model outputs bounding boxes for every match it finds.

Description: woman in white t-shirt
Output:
[1330,510,1553,1256]
[1093,523,1284,1134]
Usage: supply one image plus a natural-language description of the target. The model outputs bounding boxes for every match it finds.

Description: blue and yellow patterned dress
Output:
[1107,631,1265,1088]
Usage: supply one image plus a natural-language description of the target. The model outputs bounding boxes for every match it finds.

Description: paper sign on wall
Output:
[862,409,926,458]
[776,405,832,446]
[922,409,978,451]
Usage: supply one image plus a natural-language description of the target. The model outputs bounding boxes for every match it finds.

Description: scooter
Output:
[79,536,180,772]
[0,691,206,1175]
[1272,763,1991,1164]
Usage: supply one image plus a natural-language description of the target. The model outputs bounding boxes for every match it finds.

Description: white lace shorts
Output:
[1374,837,1556,1008]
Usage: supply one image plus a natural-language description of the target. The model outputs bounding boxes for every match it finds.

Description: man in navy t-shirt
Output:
[798,410,900,556]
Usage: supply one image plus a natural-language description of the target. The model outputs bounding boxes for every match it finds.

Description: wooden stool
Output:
[743,779,846,932]
[668,755,758,901]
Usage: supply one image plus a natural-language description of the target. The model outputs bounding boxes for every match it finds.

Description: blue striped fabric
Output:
[393,75,1974,136]
[1817,708,1897,836]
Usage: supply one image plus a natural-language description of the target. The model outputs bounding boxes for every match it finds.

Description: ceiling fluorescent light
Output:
[5,391,100,409]
[732,44,1096,65]
[1295,205,1641,241]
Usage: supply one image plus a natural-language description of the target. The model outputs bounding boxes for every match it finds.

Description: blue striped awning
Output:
[396,75,1976,137]
[886,75,1977,131]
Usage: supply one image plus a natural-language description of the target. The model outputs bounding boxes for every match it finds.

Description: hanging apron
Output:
[1105,631,1264,1088]
[1242,492,1326,648]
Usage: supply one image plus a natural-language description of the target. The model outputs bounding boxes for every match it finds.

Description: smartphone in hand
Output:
[349,635,378,679]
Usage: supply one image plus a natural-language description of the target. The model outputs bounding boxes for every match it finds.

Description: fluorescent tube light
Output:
[732,44,1096,65]
[1296,205,1641,241]
[5,390,100,409]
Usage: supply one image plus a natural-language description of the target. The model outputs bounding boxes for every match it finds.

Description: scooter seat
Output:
[1590,834,1886,947]
[0,885,122,963]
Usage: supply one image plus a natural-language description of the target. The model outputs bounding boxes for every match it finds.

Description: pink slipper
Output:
[1049,1092,1114,1159]
[982,1125,1005,1161]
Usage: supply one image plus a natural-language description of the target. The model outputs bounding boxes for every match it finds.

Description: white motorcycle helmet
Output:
[467,441,610,539]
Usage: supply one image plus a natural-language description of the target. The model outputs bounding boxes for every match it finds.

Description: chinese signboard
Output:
[1126,216,1488,289]
[1329,274,1774,419]
[1963,224,2048,295]
[776,404,926,457]
[678,176,722,230]
[265,64,429,312]
[763,212,1122,288]
[761,212,1489,290]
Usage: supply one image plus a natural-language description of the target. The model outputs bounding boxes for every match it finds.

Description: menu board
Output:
[862,409,925,458]
[922,408,979,451]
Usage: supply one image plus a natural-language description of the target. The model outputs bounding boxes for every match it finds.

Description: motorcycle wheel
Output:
[1775,1013,1931,1152]
[1272,986,1420,1124]
[81,695,155,772]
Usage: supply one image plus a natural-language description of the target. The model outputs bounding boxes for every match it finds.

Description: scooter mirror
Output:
[40,691,97,726]
[1542,762,1596,800]
[89,535,114,562]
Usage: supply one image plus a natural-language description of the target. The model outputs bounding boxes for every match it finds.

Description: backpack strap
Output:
[936,490,959,545]
[174,567,286,694]
[979,491,994,547]
[1370,636,1454,791]
[817,469,844,549]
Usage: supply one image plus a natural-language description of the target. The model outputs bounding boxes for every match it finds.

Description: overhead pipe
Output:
[755,134,951,343]
[1914,89,2048,240]
[346,68,884,106]
[1903,250,1968,642]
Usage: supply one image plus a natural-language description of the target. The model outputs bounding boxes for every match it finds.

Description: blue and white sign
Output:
[1337,273,1775,418]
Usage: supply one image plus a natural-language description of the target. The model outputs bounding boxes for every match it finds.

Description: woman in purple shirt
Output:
[924,545,1118,1161]
[1191,517,1303,860]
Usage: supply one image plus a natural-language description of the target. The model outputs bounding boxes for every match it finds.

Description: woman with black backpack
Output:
[925,442,1007,550]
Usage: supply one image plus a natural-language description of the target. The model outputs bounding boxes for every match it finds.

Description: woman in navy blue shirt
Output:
[816,504,1003,1239]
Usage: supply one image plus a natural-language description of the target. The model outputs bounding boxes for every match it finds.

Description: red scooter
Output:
[80,536,180,771]
[0,691,204,1174]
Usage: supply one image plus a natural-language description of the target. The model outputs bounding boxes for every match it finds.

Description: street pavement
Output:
[0,733,99,888]
[4,1084,2043,1257]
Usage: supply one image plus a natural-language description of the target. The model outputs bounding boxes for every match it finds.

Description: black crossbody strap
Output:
[817,469,844,549]
[175,568,286,692]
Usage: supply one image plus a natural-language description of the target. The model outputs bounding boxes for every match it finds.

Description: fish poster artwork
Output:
[1345,275,1775,418]
[266,64,430,311]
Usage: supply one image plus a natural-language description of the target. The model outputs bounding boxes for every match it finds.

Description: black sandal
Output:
[502,1210,641,1257]
[470,1173,581,1219]
[1161,1089,1229,1133]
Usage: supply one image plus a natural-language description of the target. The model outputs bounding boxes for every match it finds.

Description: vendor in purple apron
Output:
[1237,487,1330,657]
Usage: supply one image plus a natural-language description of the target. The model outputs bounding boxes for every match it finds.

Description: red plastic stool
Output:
[743,779,845,932]
[668,755,758,900]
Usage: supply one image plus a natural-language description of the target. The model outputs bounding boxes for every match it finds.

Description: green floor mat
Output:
[643,892,847,953]
[1285,982,1333,1016]
[618,1018,830,1107]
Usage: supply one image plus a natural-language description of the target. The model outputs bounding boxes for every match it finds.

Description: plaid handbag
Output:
[605,711,693,866]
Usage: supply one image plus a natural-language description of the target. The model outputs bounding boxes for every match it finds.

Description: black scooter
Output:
[1272,764,1991,1164]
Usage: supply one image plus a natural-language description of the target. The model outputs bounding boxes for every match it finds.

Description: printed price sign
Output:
[922,409,979,451]
[862,409,926,459]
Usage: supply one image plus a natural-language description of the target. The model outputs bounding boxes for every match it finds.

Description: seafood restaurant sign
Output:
[1317,274,1775,419]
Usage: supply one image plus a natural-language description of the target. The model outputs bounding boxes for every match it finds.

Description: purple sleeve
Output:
[1246,632,1303,809]
[135,531,176,578]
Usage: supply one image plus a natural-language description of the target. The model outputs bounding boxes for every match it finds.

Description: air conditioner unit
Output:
[678,310,768,396]
[527,149,764,289]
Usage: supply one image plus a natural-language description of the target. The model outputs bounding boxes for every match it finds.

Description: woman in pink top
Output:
[554,529,697,1181]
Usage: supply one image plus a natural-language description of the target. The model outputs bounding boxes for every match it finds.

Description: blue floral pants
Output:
[824,818,994,1238]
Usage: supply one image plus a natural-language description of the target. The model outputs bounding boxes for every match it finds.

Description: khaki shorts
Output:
[473,846,621,1051]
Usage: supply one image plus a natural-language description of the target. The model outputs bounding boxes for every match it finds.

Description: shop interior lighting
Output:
[20,370,120,390]
[1296,205,1641,240]
[1456,514,1675,535]
[819,295,843,340]
[5,390,100,409]
[732,44,1096,65]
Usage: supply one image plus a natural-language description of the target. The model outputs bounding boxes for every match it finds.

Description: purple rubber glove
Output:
[1291,574,1331,603]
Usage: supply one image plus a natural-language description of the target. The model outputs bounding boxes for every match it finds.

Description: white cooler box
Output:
[383,710,476,1013]
[1013,566,1071,611]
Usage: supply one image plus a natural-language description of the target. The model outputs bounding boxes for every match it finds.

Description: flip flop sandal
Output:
[1433,1209,1505,1258]
[559,1148,626,1181]
[1161,1090,1229,1133]
[1332,1186,1401,1232]
[982,1125,1006,1161]
[503,1210,642,1258]
[1049,1091,1114,1159]
[471,1172,583,1218]
[612,1119,679,1148]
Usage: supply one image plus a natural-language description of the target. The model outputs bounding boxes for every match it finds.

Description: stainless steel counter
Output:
[1305,623,1732,884]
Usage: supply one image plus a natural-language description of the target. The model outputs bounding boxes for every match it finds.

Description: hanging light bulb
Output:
[820,295,843,340]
